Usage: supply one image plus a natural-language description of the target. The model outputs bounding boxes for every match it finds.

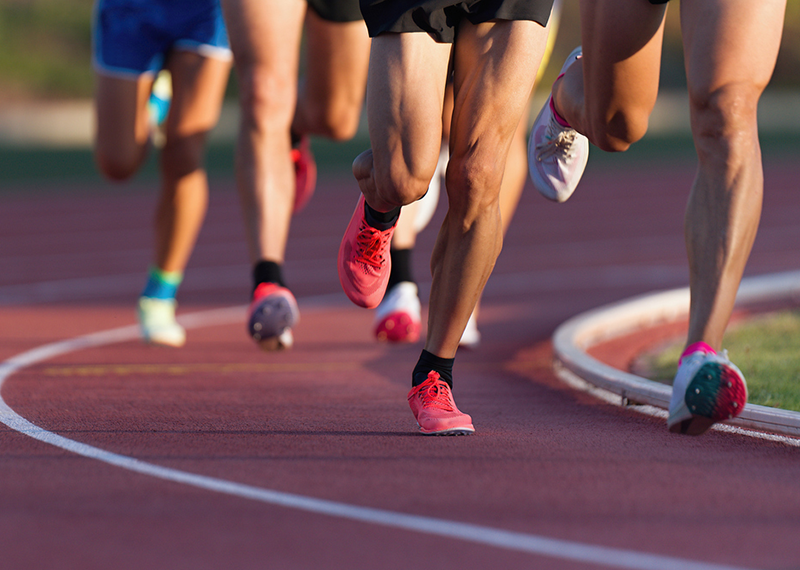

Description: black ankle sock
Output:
[412,350,454,388]
[387,248,414,291]
[290,130,301,147]
[252,260,286,294]
[364,202,400,231]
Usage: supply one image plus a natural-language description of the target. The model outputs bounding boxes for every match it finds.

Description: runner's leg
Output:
[426,19,547,357]
[94,74,153,180]
[553,0,666,151]
[155,49,231,273]
[680,0,785,349]
[293,10,370,141]
[221,0,305,264]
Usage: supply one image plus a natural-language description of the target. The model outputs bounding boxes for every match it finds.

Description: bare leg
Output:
[680,0,785,350]
[427,20,548,357]
[93,73,153,180]
[553,0,667,151]
[221,0,305,264]
[292,11,370,141]
[354,33,451,212]
[155,50,231,273]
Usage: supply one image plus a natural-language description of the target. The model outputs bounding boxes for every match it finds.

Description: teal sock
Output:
[141,267,183,300]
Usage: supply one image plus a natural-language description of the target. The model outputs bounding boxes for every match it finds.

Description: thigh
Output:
[448,19,547,190]
[302,11,370,118]
[94,72,153,158]
[367,33,452,190]
[165,50,232,138]
[681,0,785,102]
[578,0,666,128]
[221,0,305,97]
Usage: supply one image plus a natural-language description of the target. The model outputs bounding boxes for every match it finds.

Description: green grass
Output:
[640,310,800,413]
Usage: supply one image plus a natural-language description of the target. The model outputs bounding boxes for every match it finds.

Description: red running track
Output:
[1,155,800,570]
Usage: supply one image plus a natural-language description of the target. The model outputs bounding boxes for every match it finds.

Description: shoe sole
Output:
[419,425,476,436]
[255,329,294,352]
[142,334,185,348]
[668,361,747,435]
[248,294,299,352]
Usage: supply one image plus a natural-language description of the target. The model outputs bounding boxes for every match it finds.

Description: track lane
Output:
[2,159,800,569]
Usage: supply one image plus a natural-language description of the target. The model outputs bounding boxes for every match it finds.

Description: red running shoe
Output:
[247,282,300,351]
[292,137,317,214]
[407,371,475,435]
[374,282,421,343]
[337,194,396,309]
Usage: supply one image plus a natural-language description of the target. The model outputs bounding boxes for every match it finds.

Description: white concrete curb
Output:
[553,270,800,437]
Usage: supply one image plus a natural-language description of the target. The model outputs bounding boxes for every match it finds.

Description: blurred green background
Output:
[1,0,799,186]
[2,0,800,101]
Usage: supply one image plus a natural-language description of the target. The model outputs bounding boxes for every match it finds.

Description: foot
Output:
[337,195,396,309]
[458,310,481,350]
[407,371,475,435]
[292,136,317,214]
[247,282,300,351]
[667,344,748,435]
[138,296,185,347]
[528,47,588,203]
[374,282,422,343]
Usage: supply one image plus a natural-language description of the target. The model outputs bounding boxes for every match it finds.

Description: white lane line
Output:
[0,305,756,570]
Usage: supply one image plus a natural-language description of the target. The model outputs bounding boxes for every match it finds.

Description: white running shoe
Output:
[458,310,481,350]
[374,282,422,343]
[528,47,588,203]
[138,296,186,347]
[667,348,748,435]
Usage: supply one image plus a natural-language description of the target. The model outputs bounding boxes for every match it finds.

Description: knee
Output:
[94,146,143,182]
[236,66,295,135]
[444,154,502,220]
[367,154,434,207]
[585,105,651,153]
[689,82,761,161]
[303,97,362,141]
[161,135,205,179]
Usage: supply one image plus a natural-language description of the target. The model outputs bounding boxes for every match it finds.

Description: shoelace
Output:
[417,378,456,412]
[536,118,579,162]
[355,222,391,269]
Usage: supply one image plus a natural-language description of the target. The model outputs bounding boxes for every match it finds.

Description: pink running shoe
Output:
[407,371,475,435]
[528,47,588,203]
[292,137,317,214]
[247,282,300,351]
[374,282,421,343]
[667,343,748,435]
[338,194,396,309]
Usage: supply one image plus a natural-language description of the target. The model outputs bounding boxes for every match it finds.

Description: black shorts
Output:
[648,0,669,4]
[360,0,554,43]
[308,0,362,22]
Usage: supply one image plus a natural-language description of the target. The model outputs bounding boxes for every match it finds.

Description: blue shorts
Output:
[93,0,231,79]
